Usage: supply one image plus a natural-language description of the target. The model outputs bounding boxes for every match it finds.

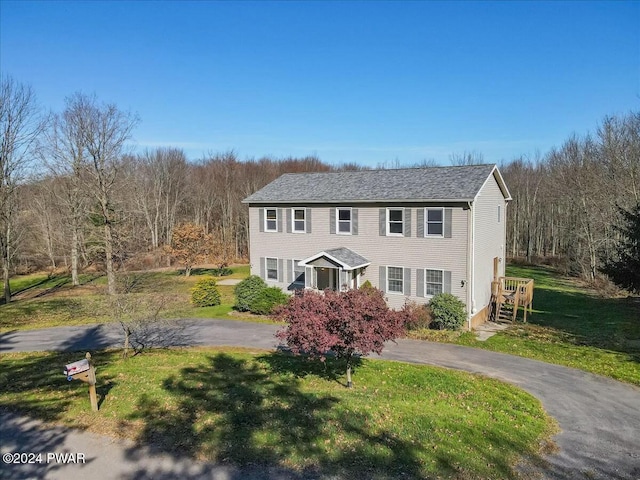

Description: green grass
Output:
[0,266,252,332]
[461,265,640,385]
[0,348,555,479]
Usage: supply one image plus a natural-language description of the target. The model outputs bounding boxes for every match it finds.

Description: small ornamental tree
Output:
[165,222,212,277]
[274,288,409,388]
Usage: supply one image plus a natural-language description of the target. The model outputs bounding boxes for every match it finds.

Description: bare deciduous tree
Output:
[66,93,138,295]
[0,76,43,302]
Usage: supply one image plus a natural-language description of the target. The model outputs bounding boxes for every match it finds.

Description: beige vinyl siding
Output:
[472,172,507,314]
[249,203,469,309]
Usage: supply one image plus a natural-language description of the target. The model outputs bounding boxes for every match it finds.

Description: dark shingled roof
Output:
[323,248,370,269]
[243,164,505,204]
[300,247,370,270]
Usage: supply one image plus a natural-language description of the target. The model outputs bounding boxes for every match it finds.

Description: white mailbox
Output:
[64,359,90,379]
[63,352,98,412]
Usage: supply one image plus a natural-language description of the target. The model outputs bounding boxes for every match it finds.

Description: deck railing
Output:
[490,276,534,322]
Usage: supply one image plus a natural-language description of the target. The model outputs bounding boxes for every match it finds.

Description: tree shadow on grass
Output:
[125,352,426,479]
[263,348,363,388]
[517,286,640,363]
[0,350,120,420]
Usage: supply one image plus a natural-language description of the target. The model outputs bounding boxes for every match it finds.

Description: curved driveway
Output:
[1,319,639,480]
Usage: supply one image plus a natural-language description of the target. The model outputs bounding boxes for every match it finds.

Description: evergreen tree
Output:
[601,203,640,294]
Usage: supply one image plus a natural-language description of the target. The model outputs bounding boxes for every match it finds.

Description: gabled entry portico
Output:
[299,247,370,291]
[298,247,371,290]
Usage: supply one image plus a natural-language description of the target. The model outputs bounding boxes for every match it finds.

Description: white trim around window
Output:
[387,266,404,294]
[425,208,444,237]
[425,268,444,296]
[292,208,306,233]
[266,257,279,281]
[386,208,404,236]
[264,208,278,232]
[336,207,352,235]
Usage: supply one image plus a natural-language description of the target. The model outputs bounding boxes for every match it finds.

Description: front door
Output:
[316,267,337,290]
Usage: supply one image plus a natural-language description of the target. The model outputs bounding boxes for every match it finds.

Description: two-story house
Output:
[242,164,511,329]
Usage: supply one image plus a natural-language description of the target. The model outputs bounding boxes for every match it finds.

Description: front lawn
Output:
[411,265,640,385]
[0,347,555,479]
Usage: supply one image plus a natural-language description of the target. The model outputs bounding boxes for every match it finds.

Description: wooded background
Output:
[2,77,639,298]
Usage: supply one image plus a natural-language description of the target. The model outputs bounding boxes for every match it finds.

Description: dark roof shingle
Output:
[243,164,503,204]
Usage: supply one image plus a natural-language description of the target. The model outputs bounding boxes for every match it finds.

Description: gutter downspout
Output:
[467,200,475,330]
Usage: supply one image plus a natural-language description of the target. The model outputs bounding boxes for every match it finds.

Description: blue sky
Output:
[1,1,638,167]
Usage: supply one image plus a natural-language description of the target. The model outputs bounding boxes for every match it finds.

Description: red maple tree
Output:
[274,288,409,387]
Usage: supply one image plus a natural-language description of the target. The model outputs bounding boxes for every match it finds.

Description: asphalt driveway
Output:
[1,319,639,479]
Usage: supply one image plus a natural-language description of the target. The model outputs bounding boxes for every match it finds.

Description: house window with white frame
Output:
[293,208,306,233]
[387,208,404,235]
[337,208,352,234]
[426,208,444,236]
[425,269,443,296]
[266,257,278,281]
[387,266,404,294]
[265,208,278,232]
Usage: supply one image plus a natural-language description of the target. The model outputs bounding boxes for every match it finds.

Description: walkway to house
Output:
[1,319,639,480]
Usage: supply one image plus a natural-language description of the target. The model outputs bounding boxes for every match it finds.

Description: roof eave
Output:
[243,198,475,205]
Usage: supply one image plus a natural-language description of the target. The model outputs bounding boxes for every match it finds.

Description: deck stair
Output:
[490,276,534,323]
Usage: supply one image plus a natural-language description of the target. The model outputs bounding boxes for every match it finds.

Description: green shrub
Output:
[234,275,267,311]
[429,293,466,330]
[211,267,233,277]
[249,286,289,315]
[191,277,221,307]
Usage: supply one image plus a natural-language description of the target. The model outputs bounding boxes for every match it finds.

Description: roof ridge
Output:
[279,163,496,176]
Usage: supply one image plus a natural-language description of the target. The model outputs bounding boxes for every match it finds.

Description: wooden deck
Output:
[490,276,534,323]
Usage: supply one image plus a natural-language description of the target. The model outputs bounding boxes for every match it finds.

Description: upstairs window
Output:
[293,209,306,233]
[265,208,278,232]
[387,208,404,236]
[337,208,352,234]
[426,208,443,236]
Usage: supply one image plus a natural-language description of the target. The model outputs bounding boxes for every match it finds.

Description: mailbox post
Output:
[64,352,98,412]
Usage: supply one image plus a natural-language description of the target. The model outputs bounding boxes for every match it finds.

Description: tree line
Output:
[2,74,639,302]
[501,112,639,283]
